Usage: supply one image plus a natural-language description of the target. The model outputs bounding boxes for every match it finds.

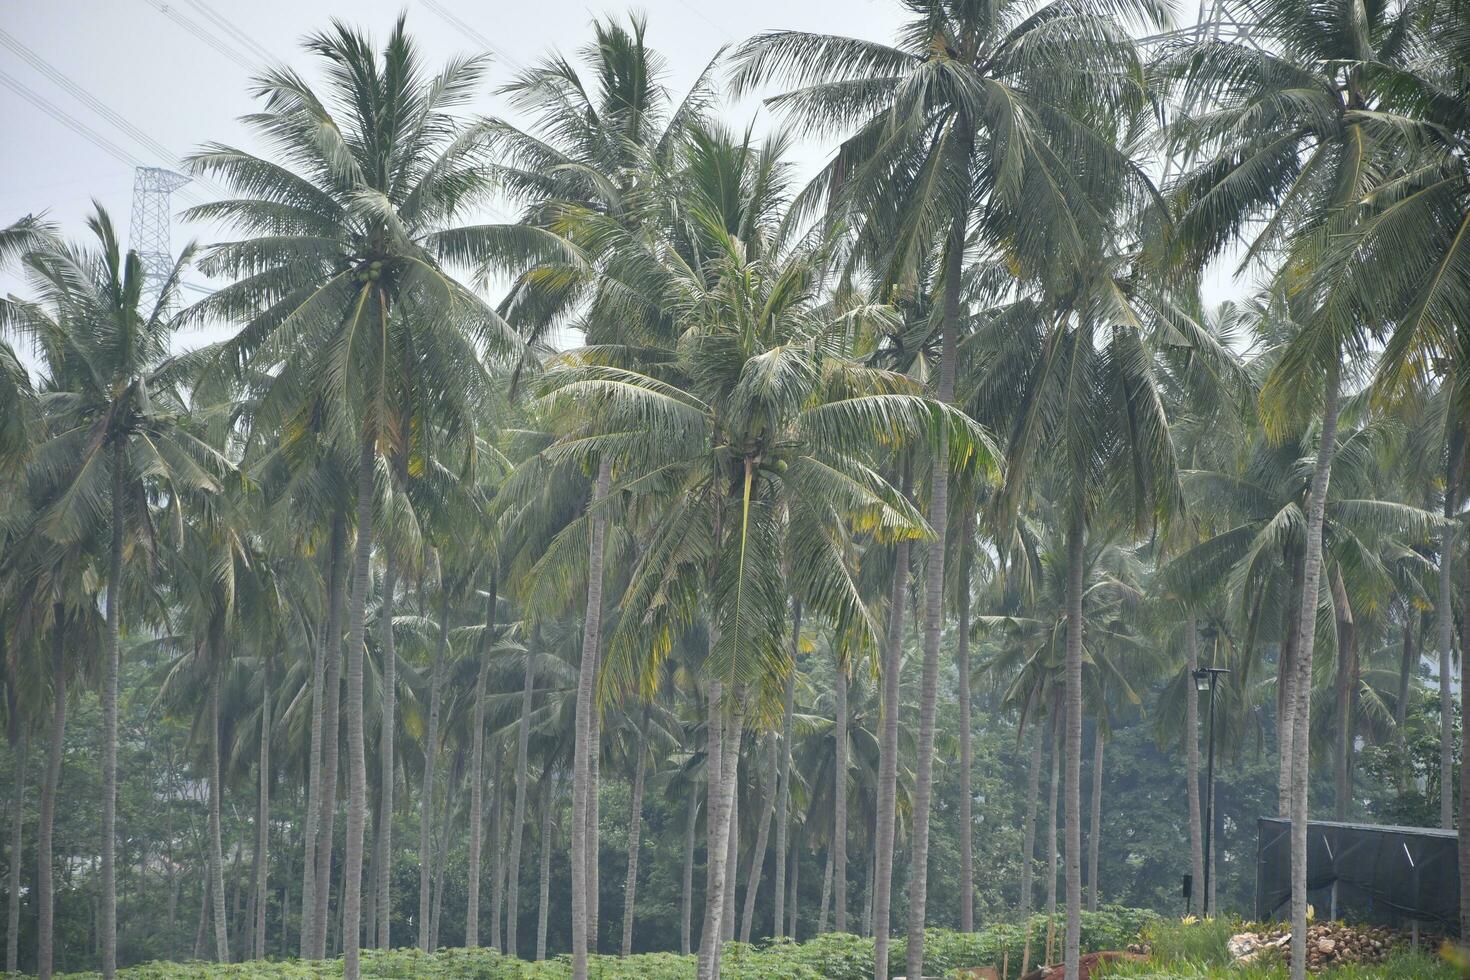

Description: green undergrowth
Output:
[34,906,1156,979]
[1095,916,1460,979]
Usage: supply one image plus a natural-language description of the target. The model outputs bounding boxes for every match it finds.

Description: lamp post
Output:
[1193,665,1229,917]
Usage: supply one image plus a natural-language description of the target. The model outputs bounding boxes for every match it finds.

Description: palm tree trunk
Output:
[1289,361,1340,980]
[620,729,647,955]
[587,715,601,951]
[739,735,778,944]
[787,826,800,939]
[818,844,832,935]
[101,445,124,980]
[428,783,451,951]
[1332,567,1356,821]
[488,747,505,950]
[720,740,739,945]
[1440,510,1456,829]
[904,213,963,980]
[1396,612,1417,730]
[1045,703,1060,961]
[6,728,27,975]
[681,786,698,955]
[507,616,532,959]
[698,683,742,980]
[1277,552,1304,819]
[417,584,448,951]
[1064,507,1085,980]
[774,601,799,939]
[340,434,379,980]
[1184,613,1206,908]
[301,515,340,957]
[537,780,554,961]
[375,546,397,950]
[873,534,910,980]
[465,651,490,949]
[956,518,975,933]
[1087,729,1103,912]
[571,456,612,980]
[209,669,231,962]
[1020,720,1042,917]
[37,614,66,980]
[1458,558,1470,937]
[833,663,848,934]
[254,659,272,960]
[311,513,347,960]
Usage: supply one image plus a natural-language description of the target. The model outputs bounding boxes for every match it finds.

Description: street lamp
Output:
[1193,666,1230,917]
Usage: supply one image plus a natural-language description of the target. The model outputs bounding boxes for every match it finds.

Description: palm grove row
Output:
[2,1,1469,979]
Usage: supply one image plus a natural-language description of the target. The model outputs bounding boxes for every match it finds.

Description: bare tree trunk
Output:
[536,781,554,961]
[301,515,341,958]
[37,616,66,980]
[787,827,800,939]
[739,735,778,943]
[873,533,910,980]
[375,547,397,950]
[254,659,272,959]
[101,447,125,980]
[1289,362,1340,980]
[1458,552,1470,936]
[338,435,379,979]
[681,787,698,955]
[1064,509,1085,980]
[720,741,739,944]
[571,457,612,980]
[774,601,799,939]
[817,845,832,935]
[1020,720,1042,917]
[417,584,448,952]
[311,512,347,961]
[488,747,505,950]
[1333,567,1356,821]
[1440,513,1456,829]
[507,616,532,958]
[208,670,231,962]
[1087,729,1103,912]
[6,729,27,975]
[833,663,848,934]
[697,681,741,980]
[1185,613,1206,908]
[620,728,647,955]
[1045,705,1060,960]
[1277,554,1304,819]
[1396,612,1417,730]
[587,715,601,952]
[428,784,451,952]
[465,650,489,949]
[957,518,975,933]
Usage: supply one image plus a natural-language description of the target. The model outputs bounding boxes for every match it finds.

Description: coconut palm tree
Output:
[3,205,225,977]
[184,17,520,974]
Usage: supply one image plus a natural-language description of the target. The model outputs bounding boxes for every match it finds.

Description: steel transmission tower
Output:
[128,166,191,313]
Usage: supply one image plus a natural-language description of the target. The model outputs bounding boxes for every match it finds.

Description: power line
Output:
[1,68,148,171]
[136,0,260,72]
[179,0,277,66]
[419,0,526,72]
[0,28,225,198]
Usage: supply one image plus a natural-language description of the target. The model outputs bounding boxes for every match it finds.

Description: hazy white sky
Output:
[2,0,1239,349]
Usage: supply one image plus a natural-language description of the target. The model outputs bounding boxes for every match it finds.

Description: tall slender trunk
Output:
[1289,362,1340,980]
[905,212,963,980]
[1440,500,1457,829]
[341,434,379,980]
[465,649,490,948]
[37,615,66,980]
[587,712,601,952]
[1332,568,1356,821]
[1063,508,1085,980]
[1019,720,1043,916]
[101,445,124,979]
[417,584,448,951]
[720,738,739,944]
[1458,549,1470,936]
[1045,704,1060,950]
[571,457,612,980]
[698,681,742,980]
[300,516,340,957]
[1087,730,1103,912]
[488,747,505,950]
[507,616,532,958]
[1277,553,1304,819]
[254,659,272,959]
[375,547,397,949]
[833,662,848,934]
[956,518,975,932]
[872,533,910,980]
[1184,613,1206,907]
[787,826,800,939]
[1396,612,1417,730]
[6,729,27,975]
[680,787,698,955]
[311,513,347,960]
[620,729,647,955]
[208,669,231,962]
[428,780,451,951]
[817,844,832,935]
[739,734,778,943]
[774,602,799,939]
[536,780,553,961]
